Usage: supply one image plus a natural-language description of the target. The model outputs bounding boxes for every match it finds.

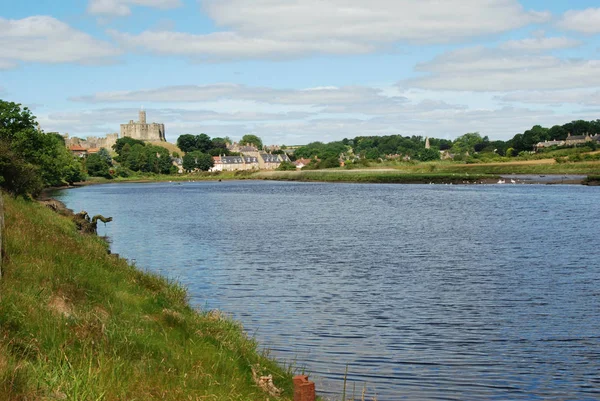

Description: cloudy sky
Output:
[1,0,600,145]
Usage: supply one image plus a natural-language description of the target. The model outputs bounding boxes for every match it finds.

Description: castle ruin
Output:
[64,133,119,150]
[120,111,165,142]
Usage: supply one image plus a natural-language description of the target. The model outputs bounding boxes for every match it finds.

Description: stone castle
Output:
[64,111,165,150]
[121,110,165,142]
[64,133,119,150]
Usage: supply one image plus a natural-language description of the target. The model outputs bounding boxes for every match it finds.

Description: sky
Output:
[1,0,600,145]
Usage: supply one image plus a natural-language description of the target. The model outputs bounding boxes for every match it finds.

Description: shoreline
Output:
[41,170,595,194]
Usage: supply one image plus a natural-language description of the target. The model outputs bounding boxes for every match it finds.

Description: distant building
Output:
[120,110,165,142]
[534,139,566,151]
[64,133,118,151]
[69,144,87,157]
[535,133,599,151]
[564,133,592,147]
[294,158,312,169]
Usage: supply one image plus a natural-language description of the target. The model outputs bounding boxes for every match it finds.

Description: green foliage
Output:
[112,137,145,157]
[183,151,214,172]
[119,144,172,174]
[417,148,441,161]
[0,99,84,193]
[96,147,112,164]
[85,153,112,178]
[176,134,198,153]
[276,161,296,171]
[0,141,43,197]
[240,134,263,150]
[178,134,232,155]
[451,132,485,155]
[0,100,37,142]
[294,141,348,159]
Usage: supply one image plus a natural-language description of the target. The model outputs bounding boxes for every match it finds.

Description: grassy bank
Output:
[79,158,599,186]
[257,170,495,184]
[0,195,293,400]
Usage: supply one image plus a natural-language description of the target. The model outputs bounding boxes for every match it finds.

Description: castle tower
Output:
[121,111,165,142]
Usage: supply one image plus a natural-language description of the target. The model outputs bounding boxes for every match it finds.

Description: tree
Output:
[195,134,212,153]
[86,153,111,178]
[452,132,484,154]
[276,161,296,171]
[195,152,214,171]
[113,137,145,156]
[0,140,43,197]
[182,151,214,172]
[177,134,198,153]
[240,134,263,149]
[417,148,440,161]
[0,100,37,142]
[97,148,112,164]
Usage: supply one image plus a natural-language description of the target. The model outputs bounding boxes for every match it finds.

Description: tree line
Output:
[293,119,600,164]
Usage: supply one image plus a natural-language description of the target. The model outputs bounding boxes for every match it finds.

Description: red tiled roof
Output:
[87,148,100,153]
[69,145,87,151]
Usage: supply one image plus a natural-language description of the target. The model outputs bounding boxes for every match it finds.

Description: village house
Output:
[294,158,312,169]
[534,139,566,151]
[535,133,600,151]
[68,144,87,157]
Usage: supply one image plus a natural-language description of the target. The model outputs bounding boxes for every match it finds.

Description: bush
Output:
[0,141,43,197]
[276,161,296,171]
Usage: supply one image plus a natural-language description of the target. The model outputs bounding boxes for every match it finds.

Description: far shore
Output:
[39,168,599,197]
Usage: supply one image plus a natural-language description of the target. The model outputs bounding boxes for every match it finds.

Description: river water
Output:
[53,181,600,401]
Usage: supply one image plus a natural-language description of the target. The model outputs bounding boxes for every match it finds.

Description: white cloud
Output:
[0,60,18,70]
[404,46,600,91]
[71,84,407,109]
[107,0,549,60]
[88,0,182,16]
[558,8,600,34]
[497,89,600,106]
[108,30,374,60]
[202,0,549,44]
[500,36,581,51]
[0,16,120,67]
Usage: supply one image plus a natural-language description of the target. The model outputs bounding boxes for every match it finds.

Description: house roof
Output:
[294,158,312,165]
[69,145,87,151]
[566,135,587,141]
[87,148,100,153]
[259,153,282,163]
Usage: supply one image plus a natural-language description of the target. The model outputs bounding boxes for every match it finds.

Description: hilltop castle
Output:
[120,110,166,142]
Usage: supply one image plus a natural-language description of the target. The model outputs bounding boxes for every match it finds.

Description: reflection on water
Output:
[54,181,600,401]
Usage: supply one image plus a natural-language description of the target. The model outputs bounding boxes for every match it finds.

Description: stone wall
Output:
[120,122,165,141]
[64,133,119,150]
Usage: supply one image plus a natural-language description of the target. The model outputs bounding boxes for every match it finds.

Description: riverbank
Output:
[0,194,294,400]
[70,158,599,186]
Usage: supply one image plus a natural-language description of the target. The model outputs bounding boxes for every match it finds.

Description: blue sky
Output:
[1,0,600,145]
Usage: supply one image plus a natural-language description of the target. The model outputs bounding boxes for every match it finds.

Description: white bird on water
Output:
[498,179,506,184]
[511,179,516,184]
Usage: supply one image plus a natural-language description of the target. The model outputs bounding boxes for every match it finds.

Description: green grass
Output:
[257,170,495,184]
[0,195,294,400]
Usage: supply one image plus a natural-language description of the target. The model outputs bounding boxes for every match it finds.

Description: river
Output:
[53,181,600,400]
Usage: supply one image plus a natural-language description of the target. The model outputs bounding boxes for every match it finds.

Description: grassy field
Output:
[0,195,294,400]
